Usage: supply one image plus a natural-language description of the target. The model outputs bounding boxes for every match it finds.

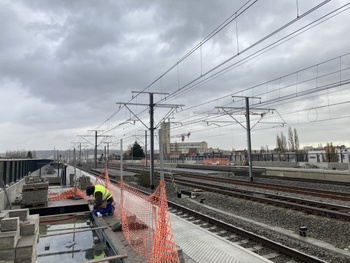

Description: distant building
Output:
[308,148,350,163]
[160,122,171,155]
[307,150,325,163]
[170,141,208,155]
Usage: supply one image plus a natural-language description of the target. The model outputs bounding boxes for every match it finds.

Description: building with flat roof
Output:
[170,141,208,155]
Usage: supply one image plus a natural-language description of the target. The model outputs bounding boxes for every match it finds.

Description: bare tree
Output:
[294,128,300,152]
[276,132,287,153]
[288,127,295,151]
[276,134,282,152]
[324,142,339,162]
[281,132,287,152]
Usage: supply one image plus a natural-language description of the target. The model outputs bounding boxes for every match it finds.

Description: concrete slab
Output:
[15,249,37,263]
[16,234,38,260]
[0,248,15,261]
[8,209,29,221]
[20,214,39,236]
[0,230,20,249]
[1,217,20,232]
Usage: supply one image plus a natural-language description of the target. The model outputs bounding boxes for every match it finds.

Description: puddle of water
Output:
[37,215,107,262]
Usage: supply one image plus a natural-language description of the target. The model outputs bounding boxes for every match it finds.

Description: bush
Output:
[136,171,150,188]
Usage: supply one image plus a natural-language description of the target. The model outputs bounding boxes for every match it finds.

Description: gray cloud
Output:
[0,0,349,152]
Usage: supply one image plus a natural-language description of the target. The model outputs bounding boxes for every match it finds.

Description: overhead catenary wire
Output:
[100,54,350,148]
[96,1,336,130]
[99,0,348,136]
[161,3,350,104]
[87,1,350,150]
[95,0,257,130]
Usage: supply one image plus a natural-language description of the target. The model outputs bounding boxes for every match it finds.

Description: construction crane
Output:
[171,132,191,142]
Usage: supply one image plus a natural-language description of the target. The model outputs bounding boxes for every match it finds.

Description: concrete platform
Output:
[170,213,273,263]
[73,166,273,263]
[38,166,273,262]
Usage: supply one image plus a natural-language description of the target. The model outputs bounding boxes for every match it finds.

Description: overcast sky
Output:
[1,0,349,154]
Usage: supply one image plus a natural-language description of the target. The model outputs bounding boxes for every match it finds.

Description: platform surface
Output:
[170,213,273,263]
[46,166,273,263]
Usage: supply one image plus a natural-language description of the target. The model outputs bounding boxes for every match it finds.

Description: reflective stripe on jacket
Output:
[94,185,112,201]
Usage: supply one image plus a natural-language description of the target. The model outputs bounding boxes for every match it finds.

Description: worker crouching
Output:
[86,185,114,216]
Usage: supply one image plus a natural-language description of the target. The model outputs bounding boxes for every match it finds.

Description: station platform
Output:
[70,165,273,263]
[170,213,273,263]
[28,166,274,262]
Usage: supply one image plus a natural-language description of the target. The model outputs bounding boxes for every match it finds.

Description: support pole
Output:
[120,139,123,182]
[79,143,82,164]
[150,93,155,189]
[94,130,98,169]
[145,130,148,167]
[245,97,253,182]
[159,129,164,181]
[74,148,77,197]
[107,142,110,166]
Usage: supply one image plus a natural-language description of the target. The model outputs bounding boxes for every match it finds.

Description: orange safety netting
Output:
[47,165,179,263]
[203,157,230,165]
[149,180,179,263]
[48,187,86,201]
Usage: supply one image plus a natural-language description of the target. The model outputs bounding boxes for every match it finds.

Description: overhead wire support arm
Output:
[217,107,247,130]
[216,95,268,182]
[117,91,184,190]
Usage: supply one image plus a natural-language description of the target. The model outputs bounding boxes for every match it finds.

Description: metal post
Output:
[57,156,60,178]
[145,130,148,167]
[74,148,77,197]
[94,131,98,169]
[131,146,133,162]
[159,129,164,181]
[150,93,155,189]
[245,97,253,182]
[107,142,109,166]
[120,139,123,181]
[79,143,81,164]
[3,161,7,186]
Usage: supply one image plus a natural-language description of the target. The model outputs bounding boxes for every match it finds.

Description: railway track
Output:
[170,172,350,202]
[82,165,333,263]
[168,202,328,263]
[162,175,350,221]
[117,164,350,201]
[106,164,350,220]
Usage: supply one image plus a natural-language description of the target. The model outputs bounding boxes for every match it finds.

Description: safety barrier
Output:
[47,166,179,263]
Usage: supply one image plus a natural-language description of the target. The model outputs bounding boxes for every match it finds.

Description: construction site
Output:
[0,159,183,263]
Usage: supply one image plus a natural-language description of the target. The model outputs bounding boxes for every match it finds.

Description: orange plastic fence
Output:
[203,157,230,165]
[149,180,179,262]
[48,166,179,263]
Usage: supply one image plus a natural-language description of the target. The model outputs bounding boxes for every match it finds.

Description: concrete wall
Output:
[0,179,26,211]
[0,168,42,211]
[249,161,298,168]
[231,161,350,171]
[265,167,350,183]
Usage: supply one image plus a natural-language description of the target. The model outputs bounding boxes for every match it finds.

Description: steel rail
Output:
[168,202,328,263]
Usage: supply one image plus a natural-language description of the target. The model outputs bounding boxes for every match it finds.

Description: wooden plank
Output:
[38,249,82,257]
[81,254,128,263]
[39,211,89,219]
